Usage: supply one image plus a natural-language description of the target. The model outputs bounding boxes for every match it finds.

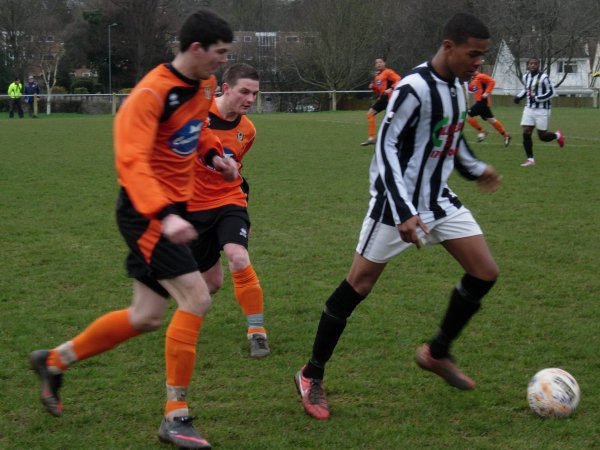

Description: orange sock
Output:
[47,309,139,371]
[367,112,376,139]
[164,310,203,417]
[492,119,507,136]
[232,264,265,334]
[467,116,483,132]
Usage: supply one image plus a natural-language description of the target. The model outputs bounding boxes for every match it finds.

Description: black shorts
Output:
[371,94,389,113]
[116,188,198,298]
[468,100,494,120]
[188,205,251,273]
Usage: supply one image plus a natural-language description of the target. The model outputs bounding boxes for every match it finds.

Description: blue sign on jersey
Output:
[170,119,203,156]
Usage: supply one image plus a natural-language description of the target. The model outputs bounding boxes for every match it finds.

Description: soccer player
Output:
[514,57,565,167]
[295,12,502,420]
[187,63,271,358]
[29,9,235,449]
[360,57,401,146]
[466,70,511,146]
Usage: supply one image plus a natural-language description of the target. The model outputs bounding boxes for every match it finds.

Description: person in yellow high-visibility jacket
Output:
[7,77,24,118]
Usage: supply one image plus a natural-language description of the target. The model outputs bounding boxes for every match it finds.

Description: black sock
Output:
[303,280,365,379]
[430,274,495,359]
[523,133,533,159]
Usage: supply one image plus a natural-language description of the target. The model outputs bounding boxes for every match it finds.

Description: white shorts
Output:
[520,107,550,130]
[355,207,483,263]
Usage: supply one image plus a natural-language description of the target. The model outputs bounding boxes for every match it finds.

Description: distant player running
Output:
[188,63,271,358]
[466,70,511,146]
[360,57,401,146]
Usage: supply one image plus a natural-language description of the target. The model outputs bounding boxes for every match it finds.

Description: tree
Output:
[282,0,378,91]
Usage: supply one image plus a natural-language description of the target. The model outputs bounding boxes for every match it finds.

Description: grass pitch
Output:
[1,107,599,449]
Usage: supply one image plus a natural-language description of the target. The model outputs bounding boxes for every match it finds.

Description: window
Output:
[243,36,252,42]
[286,36,299,43]
[227,53,236,61]
[558,61,577,74]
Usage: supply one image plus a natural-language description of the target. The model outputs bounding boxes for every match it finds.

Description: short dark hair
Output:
[222,63,259,86]
[442,13,490,45]
[375,56,386,62]
[179,8,233,52]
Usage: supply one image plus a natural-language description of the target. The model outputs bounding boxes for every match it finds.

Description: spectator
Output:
[24,75,41,117]
[8,77,24,118]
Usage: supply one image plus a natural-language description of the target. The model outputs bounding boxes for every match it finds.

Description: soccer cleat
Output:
[158,416,212,449]
[294,366,330,420]
[415,344,476,391]
[556,130,565,148]
[477,131,488,142]
[520,159,536,167]
[360,138,376,146]
[248,333,271,359]
[503,134,512,147]
[29,349,64,417]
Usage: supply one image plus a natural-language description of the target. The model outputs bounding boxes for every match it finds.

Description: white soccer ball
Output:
[527,368,580,418]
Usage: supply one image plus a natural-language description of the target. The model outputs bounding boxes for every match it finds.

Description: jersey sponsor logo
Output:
[169,119,203,156]
[469,85,479,92]
[431,116,464,148]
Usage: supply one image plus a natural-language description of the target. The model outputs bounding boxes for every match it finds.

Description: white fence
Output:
[2,87,598,116]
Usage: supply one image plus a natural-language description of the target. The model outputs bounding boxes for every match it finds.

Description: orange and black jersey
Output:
[371,68,401,97]
[114,63,222,219]
[188,101,256,211]
[468,72,495,106]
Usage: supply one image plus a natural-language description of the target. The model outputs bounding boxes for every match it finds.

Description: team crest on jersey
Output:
[450,87,456,97]
[169,119,203,156]
[237,130,244,142]
[205,86,212,99]
[168,92,180,106]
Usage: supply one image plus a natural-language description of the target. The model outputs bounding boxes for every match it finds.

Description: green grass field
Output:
[1,107,599,449]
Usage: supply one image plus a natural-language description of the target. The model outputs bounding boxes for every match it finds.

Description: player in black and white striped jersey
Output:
[295,12,502,420]
[514,57,565,167]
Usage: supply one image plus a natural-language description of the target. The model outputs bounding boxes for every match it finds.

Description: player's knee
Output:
[168,273,213,315]
[225,246,250,272]
[203,275,223,294]
[130,309,164,332]
[523,133,533,144]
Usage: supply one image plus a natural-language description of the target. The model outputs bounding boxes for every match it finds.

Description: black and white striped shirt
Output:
[368,62,486,226]
[516,71,554,109]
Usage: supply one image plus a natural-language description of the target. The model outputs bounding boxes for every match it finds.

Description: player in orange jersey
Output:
[466,70,511,146]
[30,9,235,449]
[360,57,401,146]
[187,63,271,359]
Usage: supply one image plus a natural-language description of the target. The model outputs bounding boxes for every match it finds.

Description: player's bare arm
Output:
[161,214,198,244]
[211,155,239,181]
[476,165,502,193]
[398,215,429,249]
